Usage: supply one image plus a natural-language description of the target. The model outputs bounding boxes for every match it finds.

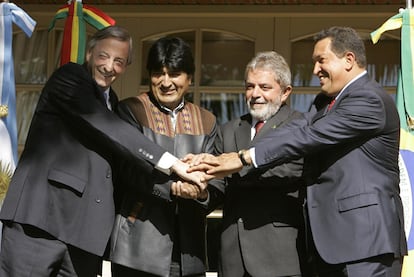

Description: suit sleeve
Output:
[44,63,167,173]
[117,99,175,201]
[254,86,388,168]
[202,120,225,213]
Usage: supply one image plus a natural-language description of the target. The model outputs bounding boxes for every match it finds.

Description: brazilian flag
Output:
[372,8,414,277]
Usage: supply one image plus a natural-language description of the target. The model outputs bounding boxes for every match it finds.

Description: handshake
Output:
[169,151,250,199]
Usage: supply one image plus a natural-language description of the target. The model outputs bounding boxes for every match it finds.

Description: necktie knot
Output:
[255,120,265,136]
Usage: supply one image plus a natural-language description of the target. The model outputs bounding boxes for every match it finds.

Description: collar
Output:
[159,99,185,115]
[334,70,367,100]
[148,91,185,115]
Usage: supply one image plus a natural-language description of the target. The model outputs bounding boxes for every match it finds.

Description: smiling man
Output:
[217,51,309,277]
[189,26,407,277]
[109,37,224,277]
[0,26,206,277]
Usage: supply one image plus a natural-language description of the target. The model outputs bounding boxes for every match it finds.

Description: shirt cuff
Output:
[249,147,258,168]
[155,152,179,175]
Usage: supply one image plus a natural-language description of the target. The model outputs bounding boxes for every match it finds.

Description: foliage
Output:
[0,161,12,201]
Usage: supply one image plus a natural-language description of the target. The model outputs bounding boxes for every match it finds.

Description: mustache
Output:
[101,71,115,78]
[249,99,267,105]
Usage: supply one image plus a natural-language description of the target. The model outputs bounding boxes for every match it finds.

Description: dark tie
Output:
[104,92,112,110]
[254,120,265,136]
[327,98,336,111]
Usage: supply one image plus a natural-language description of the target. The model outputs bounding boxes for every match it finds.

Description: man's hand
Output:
[170,159,208,190]
[187,152,244,179]
[182,153,218,166]
[171,181,208,200]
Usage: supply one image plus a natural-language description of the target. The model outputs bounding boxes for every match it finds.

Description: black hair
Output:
[146,37,195,76]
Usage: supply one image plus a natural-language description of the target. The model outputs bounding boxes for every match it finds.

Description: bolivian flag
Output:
[49,0,115,66]
[372,8,414,277]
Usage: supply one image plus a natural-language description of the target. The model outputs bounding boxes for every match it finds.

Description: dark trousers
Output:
[302,202,403,277]
[312,251,402,277]
[112,262,206,277]
[0,222,101,277]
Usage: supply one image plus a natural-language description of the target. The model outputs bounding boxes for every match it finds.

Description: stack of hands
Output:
[170,152,244,200]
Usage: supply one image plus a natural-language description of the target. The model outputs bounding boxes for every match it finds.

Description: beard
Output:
[248,100,281,121]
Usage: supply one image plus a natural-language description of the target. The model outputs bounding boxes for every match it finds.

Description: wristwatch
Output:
[238,149,249,166]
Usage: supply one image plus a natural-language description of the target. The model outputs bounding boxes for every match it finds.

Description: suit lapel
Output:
[235,115,252,151]
[109,88,119,111]
[252,105,290,143]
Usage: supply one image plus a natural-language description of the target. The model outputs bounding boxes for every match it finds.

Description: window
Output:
[290,32,400,112]
[14,29,50,151]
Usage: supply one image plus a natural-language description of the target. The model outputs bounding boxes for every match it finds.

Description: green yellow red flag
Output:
[49,0,115,66]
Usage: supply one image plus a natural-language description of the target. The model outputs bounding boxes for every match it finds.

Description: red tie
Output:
[327,98,336,111]
[255,120,265,136]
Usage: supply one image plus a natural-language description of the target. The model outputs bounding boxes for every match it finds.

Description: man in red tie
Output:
[189,26,407,277]
[215,51,310,277]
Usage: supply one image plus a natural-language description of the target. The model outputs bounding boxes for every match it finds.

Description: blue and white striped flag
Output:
[0,3,36,199]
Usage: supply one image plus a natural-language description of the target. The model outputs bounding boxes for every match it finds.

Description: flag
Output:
[371,8,414,276]
[49,0,115,66]
[0,2,36,202]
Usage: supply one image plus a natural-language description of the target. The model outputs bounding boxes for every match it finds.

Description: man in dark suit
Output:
[0,26,205,277]
[189,26,407,277]
[217,51,308,277]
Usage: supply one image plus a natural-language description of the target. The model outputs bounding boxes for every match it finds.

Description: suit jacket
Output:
[218,105,308,277]
[0,63,170,256]
[110,93,225,277]
[253,74,407,264]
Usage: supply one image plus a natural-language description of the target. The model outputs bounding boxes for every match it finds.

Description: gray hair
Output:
[87,25,133,65]
[244,51,291,90]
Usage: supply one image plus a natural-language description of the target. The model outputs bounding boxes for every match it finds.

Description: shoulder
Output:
[56,62,88,76]
[48,62,91,87]
[277,105,305,122]
[220,114,249,131]
[344,75,392,108]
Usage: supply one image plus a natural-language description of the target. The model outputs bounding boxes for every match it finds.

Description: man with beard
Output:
[188,26,407,277]
[216,51,309,277]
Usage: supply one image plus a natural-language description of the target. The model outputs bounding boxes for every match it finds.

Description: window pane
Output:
[14,30,48,84]
[54,30,64,69]
[289,93,317,113]
[16,90,41,146]
[201,31,254,87]
[366,40,400,86]
[200,92,247,124]
[291,38,400,87]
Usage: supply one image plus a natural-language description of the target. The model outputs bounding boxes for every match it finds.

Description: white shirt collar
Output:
[334,70,367,100]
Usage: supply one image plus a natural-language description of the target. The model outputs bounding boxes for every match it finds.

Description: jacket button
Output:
[96,198,101,203]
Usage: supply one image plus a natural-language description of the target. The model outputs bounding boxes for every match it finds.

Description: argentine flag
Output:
[372,8,414,277]
[0,2,36,195]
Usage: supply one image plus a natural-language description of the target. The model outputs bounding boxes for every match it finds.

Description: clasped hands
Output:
[170,151,245,199]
